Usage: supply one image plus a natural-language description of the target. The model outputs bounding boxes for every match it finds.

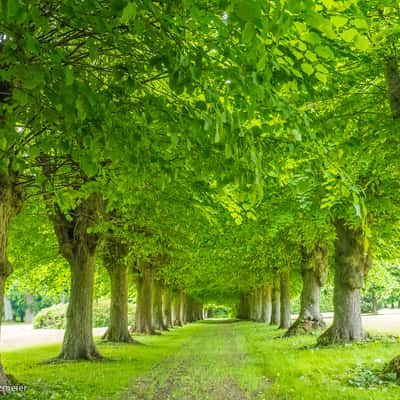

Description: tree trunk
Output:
[25,293,34,323]
[103,235,134,342]
[286,245,328,336]
[133,266,155,335]
[60,251,100,359]
[263,286,272,323]
[318,219,371,345]
[103,263,134,342]
[162,287,173,328]
[371,290,378,314]
[279,271,291,329]
[237,294,250,319]
[173,292,183,326]
[3,296,12,321]
[152,281,167,331]
[271,275,280,326]
[255,288,263,322]
[0,175,22,381]
[51,194,103,360]
[179,291,186,325]
[386,56,400,119]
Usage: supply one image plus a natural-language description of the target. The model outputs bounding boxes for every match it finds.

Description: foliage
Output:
[33,299,135,329]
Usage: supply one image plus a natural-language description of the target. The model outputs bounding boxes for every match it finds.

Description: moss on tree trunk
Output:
[318,220,371,345]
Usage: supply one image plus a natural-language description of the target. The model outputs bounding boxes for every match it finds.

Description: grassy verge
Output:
[3,324,205,400]
[3,320,400,399]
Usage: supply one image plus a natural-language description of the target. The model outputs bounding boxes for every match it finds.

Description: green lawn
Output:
[4,321,400,399]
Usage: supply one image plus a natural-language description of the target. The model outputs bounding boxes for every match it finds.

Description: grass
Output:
[3,320,400,399]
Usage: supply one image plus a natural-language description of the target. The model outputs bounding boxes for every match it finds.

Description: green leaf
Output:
[331,16,348,28]
[243,22,256,44]
[235,0,261,22]
[65,67,74,86]
[7,0,17,18]
[315,72,328,84]
[121,2,137,24]
[301,62,314,76]
[353,18,369,30]
[341,28,358,42]
[355,35,370,51]
[315,45,334,59]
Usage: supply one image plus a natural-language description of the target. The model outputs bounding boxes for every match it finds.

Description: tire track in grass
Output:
[122,321,269,400]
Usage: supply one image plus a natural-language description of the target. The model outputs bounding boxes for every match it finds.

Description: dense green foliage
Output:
[32,300,135,329]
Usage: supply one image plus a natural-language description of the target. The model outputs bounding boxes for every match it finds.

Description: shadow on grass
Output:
[199,319,241,325]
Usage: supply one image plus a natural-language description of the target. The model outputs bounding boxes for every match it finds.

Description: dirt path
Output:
[122,320,268,400]
[0,323,106,350]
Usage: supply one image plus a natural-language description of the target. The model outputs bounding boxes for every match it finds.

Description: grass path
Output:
[4,320,400,399]
[122,320,268,399]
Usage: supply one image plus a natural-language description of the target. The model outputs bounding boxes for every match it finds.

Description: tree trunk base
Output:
[317,325,366,346]
[57,347,103,361]
[285,317,326,337]
[102,328,140,344]
[385,355,400,377]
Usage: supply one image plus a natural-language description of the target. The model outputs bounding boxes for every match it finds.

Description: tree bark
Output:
[271,275,281,326]
[237,294,250,319]
[152,281,167,331]
[386,56,400,119]
[286,245,328,336]
[179,291,186,325]
[263,286,272,323]
[25,293,34,323]
[255,288,263,322]
[318,220,371,345]
[0,173,24,381]
[279,271,291,329]
[162,287,173,328]
[133,265,155,335]
[51,194,103,360]
[173,292,183,326]
[102,237,134,342]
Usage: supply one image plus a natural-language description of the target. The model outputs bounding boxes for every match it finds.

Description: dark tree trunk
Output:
[386,56,400,119]
[279,271,291,329]
[286,245,328,336]
[318,220,371,345]
[133,265,155,335]
[152,281,167,331]
[237,294,250,319]
[50,194,103,360]
[162,287,173,328]
[0,174,23,381]
[271,275,281,326]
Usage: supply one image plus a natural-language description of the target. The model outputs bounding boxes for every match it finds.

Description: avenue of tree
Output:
[2,0,400,384]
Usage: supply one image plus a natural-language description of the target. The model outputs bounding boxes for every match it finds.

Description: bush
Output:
[33,304,67,329]
[33,299,135,329]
